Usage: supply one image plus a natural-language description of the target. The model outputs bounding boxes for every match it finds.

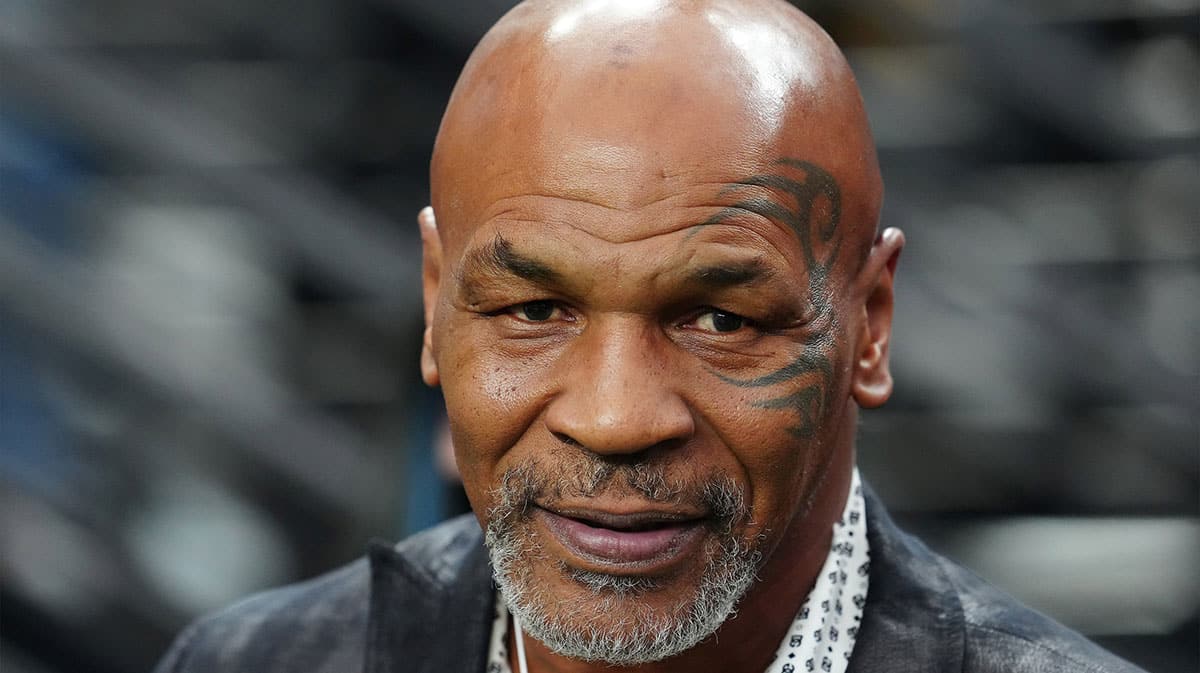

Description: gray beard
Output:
[484,459,763,666]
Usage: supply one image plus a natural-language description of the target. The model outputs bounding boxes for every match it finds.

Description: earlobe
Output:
[421,328,440,387]
[851,227,904,409]
[419,206,443,388]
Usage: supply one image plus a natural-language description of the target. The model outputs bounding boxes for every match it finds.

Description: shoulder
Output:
[857,485,1145,673]
[934,556,1145,673]
[153,515,484,673]
[152,557,371,673]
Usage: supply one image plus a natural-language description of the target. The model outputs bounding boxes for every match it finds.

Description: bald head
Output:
[431,0,882,265]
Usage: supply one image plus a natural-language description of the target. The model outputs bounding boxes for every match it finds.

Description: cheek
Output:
[730,410,815,526]
[436,319,560,494]
[696,342,855,531]
[692,386,798,506]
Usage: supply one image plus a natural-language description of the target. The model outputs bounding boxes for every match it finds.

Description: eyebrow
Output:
[460,234,561,284]
[459,235,776,297]
[686,259,776,289]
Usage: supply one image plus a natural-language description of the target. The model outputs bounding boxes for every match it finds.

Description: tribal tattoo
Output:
[706,159,843,439]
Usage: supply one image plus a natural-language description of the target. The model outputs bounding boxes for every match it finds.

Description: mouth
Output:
[533,505,709,571]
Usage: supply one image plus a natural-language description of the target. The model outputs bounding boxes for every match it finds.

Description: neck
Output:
[509,447,856,673]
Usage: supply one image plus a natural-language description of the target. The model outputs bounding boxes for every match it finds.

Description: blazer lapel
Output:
[363,536,495,673]
[847,486,965,673]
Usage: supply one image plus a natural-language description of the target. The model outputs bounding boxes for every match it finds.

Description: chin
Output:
[488,517,763,666]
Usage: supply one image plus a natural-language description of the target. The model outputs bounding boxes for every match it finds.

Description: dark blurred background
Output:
[1,1,1197,671]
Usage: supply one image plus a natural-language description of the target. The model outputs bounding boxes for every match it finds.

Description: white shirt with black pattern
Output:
[485,468,871,673]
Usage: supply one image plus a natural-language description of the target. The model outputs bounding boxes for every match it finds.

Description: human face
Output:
[421,6,899,664]
[422,149,874,663]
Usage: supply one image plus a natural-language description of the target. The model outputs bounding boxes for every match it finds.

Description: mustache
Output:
[489,453,750,529]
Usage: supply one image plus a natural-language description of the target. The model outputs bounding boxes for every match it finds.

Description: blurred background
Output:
[1,0,1197,671]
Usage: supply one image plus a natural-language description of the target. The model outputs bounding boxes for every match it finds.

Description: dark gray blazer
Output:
[153,487,1144,672]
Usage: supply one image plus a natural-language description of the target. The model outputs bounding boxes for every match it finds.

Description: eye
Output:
[513,300,560,322]
[694,309,748,333]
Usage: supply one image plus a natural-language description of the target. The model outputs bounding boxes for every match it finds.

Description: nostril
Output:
[647,437,687,454]
[553,431,581,448]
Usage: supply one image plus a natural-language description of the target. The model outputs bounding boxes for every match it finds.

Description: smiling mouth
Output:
[534,505,709,570]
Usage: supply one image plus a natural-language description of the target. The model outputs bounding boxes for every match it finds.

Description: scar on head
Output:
[608,41,634,69]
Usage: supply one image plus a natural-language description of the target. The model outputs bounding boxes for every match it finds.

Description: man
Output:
[154,1,1144,671]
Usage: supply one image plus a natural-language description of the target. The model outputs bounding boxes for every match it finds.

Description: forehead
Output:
[448,161,846,308]
[442,80,786,243]
[441,140,851,293]
[436,83,848,256]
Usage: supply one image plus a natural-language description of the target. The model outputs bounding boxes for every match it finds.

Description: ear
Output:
[851,227,904,409]
[419,206,443,387]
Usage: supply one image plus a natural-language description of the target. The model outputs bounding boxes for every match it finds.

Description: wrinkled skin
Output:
[420,1,904,671]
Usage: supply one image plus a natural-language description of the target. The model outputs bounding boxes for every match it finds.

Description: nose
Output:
[544,319,695,456]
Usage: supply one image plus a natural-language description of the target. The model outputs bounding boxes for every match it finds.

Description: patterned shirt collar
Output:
[485,468,870,673]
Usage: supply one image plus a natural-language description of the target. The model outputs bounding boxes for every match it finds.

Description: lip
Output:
[534,505,708,571]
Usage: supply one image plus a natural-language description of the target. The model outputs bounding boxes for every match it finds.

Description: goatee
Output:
[484,455,763,666]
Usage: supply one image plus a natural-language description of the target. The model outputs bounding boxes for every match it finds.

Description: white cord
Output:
[513,611,530,673]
